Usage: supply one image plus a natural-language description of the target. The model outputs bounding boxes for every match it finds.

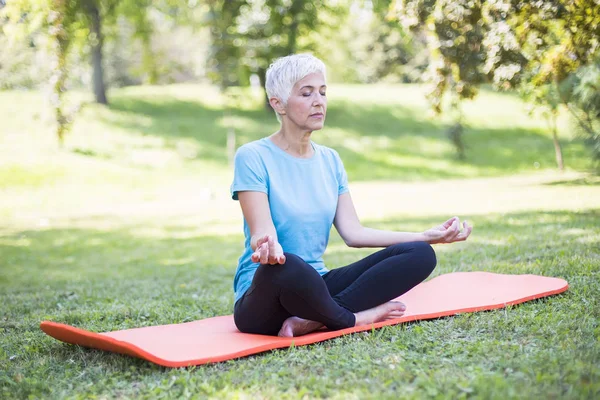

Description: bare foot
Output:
[354,301,406,326]
[278,316,324,337]
[277,301,406,337]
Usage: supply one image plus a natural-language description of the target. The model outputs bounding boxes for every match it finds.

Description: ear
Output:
[269,97,286,116]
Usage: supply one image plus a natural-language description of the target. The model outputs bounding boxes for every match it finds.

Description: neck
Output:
[272,126,313,158]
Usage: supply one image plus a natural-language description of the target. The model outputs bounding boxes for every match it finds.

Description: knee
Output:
[281,252,316,278]
[282,252,305,266]
[388,241,436,273]
[255,252,313,282]
[411,241,437,274]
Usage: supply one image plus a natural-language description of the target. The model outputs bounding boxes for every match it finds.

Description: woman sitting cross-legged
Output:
[231,54,472,337]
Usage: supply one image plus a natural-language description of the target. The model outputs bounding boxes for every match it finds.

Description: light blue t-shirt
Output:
[230,137,349,303]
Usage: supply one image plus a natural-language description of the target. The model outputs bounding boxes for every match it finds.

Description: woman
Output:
[231,54,472,337]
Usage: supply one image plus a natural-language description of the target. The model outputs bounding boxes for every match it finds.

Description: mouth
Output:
[310,113,324,119]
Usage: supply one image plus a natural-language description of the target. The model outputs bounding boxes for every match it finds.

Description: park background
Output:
[1,0,599,398]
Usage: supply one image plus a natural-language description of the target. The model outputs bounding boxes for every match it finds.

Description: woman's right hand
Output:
[252,235,286,265]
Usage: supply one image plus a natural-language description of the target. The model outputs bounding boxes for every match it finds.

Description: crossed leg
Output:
[233,242,437,337]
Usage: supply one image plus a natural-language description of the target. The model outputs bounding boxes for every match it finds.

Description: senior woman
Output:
[231,54,472,337]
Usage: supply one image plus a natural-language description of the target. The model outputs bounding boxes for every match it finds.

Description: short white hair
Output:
[265,53,327,122]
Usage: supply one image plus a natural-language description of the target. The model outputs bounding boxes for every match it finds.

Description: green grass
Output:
[1,210,599,398]
[1,84,599,398]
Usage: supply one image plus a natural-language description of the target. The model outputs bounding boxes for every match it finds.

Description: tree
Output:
[2,0,163,104]
[563,60,600,167]
[236,0,349,108]
[204,0,248,91]
[2,0,80,144]
[504,0,600,170]
[393,0,598,168]
[347,0,429,84]
[85,0,110,104]
[2,0,161,143]
[392,0,525,160]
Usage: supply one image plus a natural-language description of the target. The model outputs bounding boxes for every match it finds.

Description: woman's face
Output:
[284,72,327,131]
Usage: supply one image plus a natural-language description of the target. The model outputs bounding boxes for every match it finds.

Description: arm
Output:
[333,192,426,248]
[333,192,471,248]
[238,191,286,264]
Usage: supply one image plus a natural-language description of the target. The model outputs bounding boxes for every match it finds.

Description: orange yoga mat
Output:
[41,272,568,368]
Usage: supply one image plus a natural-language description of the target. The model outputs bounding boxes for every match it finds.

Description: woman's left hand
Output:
[423,216,472,244]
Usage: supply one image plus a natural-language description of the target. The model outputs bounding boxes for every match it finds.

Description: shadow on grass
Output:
[106,97,277,164]
[543,177,600,186]
[100,93,587,180]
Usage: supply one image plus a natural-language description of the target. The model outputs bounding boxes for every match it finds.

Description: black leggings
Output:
[234,242,437,335]
[234,241,437,335]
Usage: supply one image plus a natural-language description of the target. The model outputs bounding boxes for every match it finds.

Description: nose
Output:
[312,92,325,106]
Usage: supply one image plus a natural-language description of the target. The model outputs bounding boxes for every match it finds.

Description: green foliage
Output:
[562,59,600,166]
[2,0,83,142]
[395,0,524,113]
[1,0,175,141]
[204,0,248,90]
[401,0,476,149]
[500,0,600,169]
[1,0,165,91]
[349,1,428,83]
[230,0,350,100]
[392,0,599,166]
[392,0,525,159]
[0,30,49,89]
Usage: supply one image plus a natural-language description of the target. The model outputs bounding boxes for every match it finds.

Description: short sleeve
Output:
[333,150,349,195]
[230,145,268,200]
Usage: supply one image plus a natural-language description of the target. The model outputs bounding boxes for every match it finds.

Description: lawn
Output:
[1,84,599,399]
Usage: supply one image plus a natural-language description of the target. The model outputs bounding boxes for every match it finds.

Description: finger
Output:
[454,217,461,230]
[456,222,473,241]
[251,244,263,262]
[442,216,458,229]
[452,218,462,235]
[258,234,270,247]
[277,254,286,264]
[259,242,269,264]
[466,222,473,236]
[450,221,462,241]
[453,222,471,242]
[254,236,267,254]
[442,220,458,239]
[267,236,277,264]
[443,221,461,242]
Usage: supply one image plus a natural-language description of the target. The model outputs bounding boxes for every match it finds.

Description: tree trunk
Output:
[285,0,303,55]
[449,91,466,160]
[88,1,108,104]
[142,36,158,85]
[50,0,71,146]
[257,67,270,110]
[551,112,564,171]
[447,122,466,160]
